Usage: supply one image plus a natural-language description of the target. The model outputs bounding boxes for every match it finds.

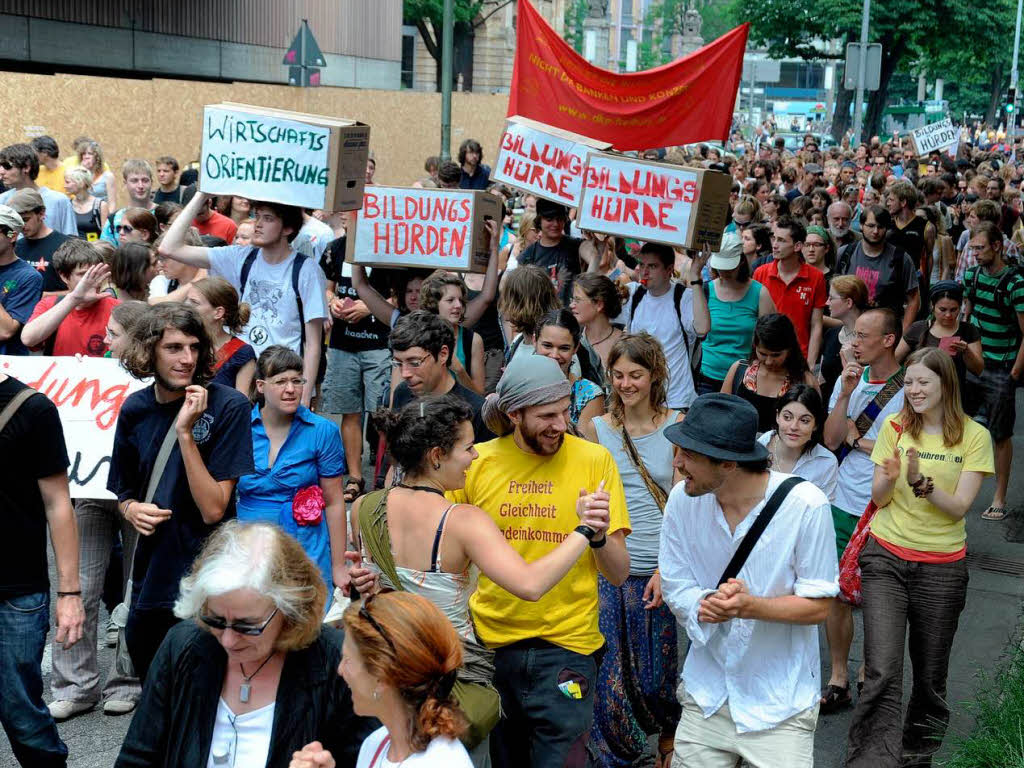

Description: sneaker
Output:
[102,699,136,716]
[105,620,119,648]
[48,700,95,720]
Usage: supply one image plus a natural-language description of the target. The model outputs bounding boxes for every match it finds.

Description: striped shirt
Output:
[964,265,1024,362]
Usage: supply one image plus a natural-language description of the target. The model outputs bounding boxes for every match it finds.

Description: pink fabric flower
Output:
[292,486,325,526]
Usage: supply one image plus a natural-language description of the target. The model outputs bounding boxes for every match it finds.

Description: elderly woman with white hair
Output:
[114,521,376,768]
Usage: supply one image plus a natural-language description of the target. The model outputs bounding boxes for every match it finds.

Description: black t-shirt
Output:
[391,379,495,444]
[0,377,70,600]
[519,237,583,306]
[888,215,927,268]
[466,285,504,351]
[212,341,256,389]
[107,383,254,610]
[320,237,392,352]
[16,230,70,292]
[903,319,981,399]
[153,186,185,205]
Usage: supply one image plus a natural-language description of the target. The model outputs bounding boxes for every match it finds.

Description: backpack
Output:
[969,264,1024,331]
[629,282,701,372]
[238,247,308,355]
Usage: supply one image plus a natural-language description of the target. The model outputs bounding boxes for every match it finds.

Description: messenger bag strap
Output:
[0,387,39,435]
[716,476,802,587]
[144,420,181,505]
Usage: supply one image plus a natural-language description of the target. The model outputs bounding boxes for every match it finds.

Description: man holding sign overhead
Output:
[159,190,327,407]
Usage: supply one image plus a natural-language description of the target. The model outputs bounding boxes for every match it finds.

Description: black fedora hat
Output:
[664,393,768,462]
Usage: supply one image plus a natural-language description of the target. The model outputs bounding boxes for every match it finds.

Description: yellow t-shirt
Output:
[869,416,994,552]
[36,164,66,195]
[452,433,630,655]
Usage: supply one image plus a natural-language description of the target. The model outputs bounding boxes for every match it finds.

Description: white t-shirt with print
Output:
[626,282,697,409]
[208,244,327,356]
[355,727,473,768]
[828,369,905,516]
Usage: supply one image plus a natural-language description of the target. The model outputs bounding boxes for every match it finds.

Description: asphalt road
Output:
[3,402,1024,768]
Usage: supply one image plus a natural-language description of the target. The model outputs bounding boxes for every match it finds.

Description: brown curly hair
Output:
[605,332,669,425]
[121,302,215,385]
[418,270,467,317]
[497,264,559,334]
[343,592,465,751]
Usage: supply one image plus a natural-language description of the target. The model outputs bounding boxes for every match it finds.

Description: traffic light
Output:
[1008,86,1017,114]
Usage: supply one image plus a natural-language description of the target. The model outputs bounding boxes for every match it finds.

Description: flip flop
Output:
[982,506,1008,521]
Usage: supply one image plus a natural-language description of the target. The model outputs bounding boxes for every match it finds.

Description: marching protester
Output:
[660,393,838,767]
[108,302,254,679]
[0,204,42,356]
[8,188,71,293]
[101,160,156,246]
[115,521,376,767]
[758,384,838,500]
[0,143,77,236]
[570,272,624,372]
[64,166,106,241]
[183,276,257,394]
[820,275,869,398]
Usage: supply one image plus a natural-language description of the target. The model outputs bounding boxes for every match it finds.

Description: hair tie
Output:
[434,668,458,700]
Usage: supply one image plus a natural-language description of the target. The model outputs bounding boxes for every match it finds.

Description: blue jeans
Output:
[0,591,68,767]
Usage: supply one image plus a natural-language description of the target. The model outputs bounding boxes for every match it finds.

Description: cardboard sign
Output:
[491,116,611,207]
[346,187,500,272]
[0,356,148,499]
[910,118,958,156]
[200,102,370,211]
[576,153,732,250]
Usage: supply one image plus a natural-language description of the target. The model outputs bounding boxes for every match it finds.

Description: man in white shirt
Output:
[660,393,838,767]
[158,190,327,407]
[625,242,710,410]
[820,307,905,712]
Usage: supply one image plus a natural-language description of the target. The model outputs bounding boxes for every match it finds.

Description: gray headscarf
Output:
[482,354,571,437]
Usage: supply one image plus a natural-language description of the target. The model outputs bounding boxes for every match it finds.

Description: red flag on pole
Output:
[508,0,749,150]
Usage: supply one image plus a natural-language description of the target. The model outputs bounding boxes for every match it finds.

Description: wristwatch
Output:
[689,279,703,286]
[574,525,596,540]
[589,534,607,549]
[851,437,862,452]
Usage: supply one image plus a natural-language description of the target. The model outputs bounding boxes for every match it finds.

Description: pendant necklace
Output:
[239,651,276,704]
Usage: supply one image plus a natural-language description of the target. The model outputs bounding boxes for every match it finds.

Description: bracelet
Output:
[912,476,935,498]
[574,524,596,541]
[689,279,704,286]
[122,501,135,519]
[589,534,607,549]
[56,591,81,597]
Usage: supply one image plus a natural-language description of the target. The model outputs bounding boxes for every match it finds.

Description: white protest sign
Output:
[0,356,148,499]
[200,105,332,210]
[492,120,602,207]
[910,118,959,156]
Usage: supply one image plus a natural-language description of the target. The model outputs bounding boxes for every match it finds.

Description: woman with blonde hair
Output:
[291,591,473,768]
[497,264,560,363]
[115,522,376,767]
[499,210,538,270]
[79,140,116,210]
[846,348,993,766]
[185,276,256,393]
[64,165,106,240]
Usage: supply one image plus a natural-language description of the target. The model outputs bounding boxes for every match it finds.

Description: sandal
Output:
[982,506,1008,521]
[343,476,365,503]
[819,683,853,714]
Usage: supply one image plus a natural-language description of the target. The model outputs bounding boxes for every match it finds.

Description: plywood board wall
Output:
[0,72,510,205]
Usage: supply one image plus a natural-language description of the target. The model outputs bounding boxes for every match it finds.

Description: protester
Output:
[516,198,596,306]
[151,228,204,303]
[418,270,487,394]
[237,345,348,599]
[31,135,66,194]
[962,220,1024,520]
[741,222,773,269]
[108,302,254,679]
[802,224,836,288]
[0,363,85,766]
[64,166,106,241]
[534,309,605,432]
[570,272,624,372]
[101,159,155,246]
[660,393,837,767]
[0,204,42,356]
[699,232,776,394]
[821,308,906,713]
[0,142,77,236]
[459,138,491,190]
[152,156,184,205]
[9,187,71,293]
[846,348,994,767]
[110,242,159,301]
[497,264,560,362]
[828,201,860,250]
[104,300,150,359]
[500,210,537,270]
[117,207,158,245]
[452,353,630,767]
[820,275,869,397]
[22,240,117,356]
[184,276,256,394]
[182,185,238,243]
[115,521,375,767]
[78,141,117,209]
[577,333,682,768]
[159,190,328,405]
[758,384,838,499]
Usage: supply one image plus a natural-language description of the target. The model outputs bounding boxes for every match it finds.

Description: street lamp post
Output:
[851,0,871,145]
[1011,0,1022,157]
[440,0,454,162]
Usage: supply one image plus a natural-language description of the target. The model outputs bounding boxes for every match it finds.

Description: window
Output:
[401,26,416,89]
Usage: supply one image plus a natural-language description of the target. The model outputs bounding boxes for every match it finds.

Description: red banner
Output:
[508,0,748,150]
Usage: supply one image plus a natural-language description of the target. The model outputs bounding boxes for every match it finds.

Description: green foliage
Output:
[403,0,483,26]
[564,0,591,54]
[700,0,738,43]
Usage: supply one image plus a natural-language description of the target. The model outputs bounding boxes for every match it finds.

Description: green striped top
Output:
[964,265,1024,362]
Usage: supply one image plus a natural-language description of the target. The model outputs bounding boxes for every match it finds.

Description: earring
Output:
[433,462,441,470]
[372,688,379,701]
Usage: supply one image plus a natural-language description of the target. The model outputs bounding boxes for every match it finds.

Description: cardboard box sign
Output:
[199,102,370,212]
[491,116,611,208]
[910,118,958,156]
[576,153,732,250]
[346,187,501,272]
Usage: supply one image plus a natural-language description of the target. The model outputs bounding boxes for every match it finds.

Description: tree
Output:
[564,0,591,54]
[403,0,484,91]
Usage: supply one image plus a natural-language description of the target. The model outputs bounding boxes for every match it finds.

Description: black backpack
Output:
[238,247,308,355]
[969,264,1024,330]
[629,282,703,372]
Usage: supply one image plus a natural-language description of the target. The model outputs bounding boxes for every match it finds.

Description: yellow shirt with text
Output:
[453,434,629,655]
[870,416,994,552]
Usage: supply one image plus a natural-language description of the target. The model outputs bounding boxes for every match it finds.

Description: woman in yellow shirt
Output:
[846,347,994,768]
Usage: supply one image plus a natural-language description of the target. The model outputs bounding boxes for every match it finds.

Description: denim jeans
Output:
[0,591,68,767]
[489,640,599,768]
[846,538,969,767]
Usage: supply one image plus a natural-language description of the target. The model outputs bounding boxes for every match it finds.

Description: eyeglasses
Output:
[0,162,11,170]
[265,376,306,388]
[116,225,134,234]
[360,596,396,653]
[391,354,431,370]
[200,607,279,636]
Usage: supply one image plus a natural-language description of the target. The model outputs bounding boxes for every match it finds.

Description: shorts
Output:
[321,347,391,415]
[975,365,1018,442]
[831,505,860,563]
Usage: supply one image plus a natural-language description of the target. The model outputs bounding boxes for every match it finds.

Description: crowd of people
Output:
[0,124,1017,768]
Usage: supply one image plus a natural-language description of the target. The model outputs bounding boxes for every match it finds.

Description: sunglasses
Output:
[0,162,11,170]
[360,596,396,653]
[116,225,134,234]
[200,607,279,636]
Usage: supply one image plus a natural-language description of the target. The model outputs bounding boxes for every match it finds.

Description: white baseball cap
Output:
[709,231,743,271]
[0,204,24,234]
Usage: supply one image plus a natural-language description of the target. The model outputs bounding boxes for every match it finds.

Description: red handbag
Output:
[837,422,902,606]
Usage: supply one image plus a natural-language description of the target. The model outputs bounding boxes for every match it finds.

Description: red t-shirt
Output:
[193,210,238,243]
[753,260,827,357]
[27,295,119,356]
